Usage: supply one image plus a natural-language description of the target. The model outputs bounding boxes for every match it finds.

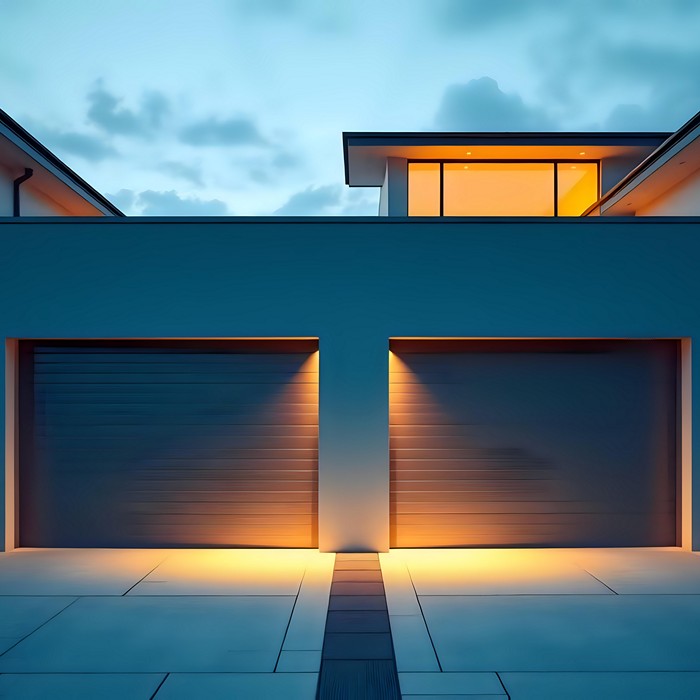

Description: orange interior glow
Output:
[443,162,555,216]
[557,162,598,216]
[408,162,441,216]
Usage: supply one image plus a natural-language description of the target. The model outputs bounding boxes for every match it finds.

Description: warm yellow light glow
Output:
[579,151,586,155]
[381,548,652,594]
[444,162,555,216]
[557,162,598,216]
[408,162,441,216]
[466,151,472,155]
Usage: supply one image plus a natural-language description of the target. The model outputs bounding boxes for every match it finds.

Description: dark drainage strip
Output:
[316,553,401,700]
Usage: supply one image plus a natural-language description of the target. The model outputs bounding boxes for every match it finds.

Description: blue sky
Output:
[2,0,699,215]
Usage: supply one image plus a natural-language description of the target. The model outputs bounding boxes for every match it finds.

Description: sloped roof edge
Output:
[0,106,124,216]
[583,109,700,215]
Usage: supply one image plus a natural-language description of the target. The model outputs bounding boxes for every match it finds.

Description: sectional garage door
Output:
[19,340,318,548]
[390,339,678,548]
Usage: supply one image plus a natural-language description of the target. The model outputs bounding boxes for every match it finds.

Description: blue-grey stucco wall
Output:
[1,216,699,551]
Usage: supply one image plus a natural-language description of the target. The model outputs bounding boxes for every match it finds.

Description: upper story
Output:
[1,102,700,219]
[0,107,122,217]
[344,109,700,217]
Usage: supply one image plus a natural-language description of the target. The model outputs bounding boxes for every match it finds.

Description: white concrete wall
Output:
[601,156,646,197]
[0,166,14,217]
[378,164,389,216]
[21,184,72,216]
[637,167,700,216]
[0,167,72,216]
[386,158,408,216]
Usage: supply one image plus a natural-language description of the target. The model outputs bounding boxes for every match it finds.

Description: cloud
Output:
[595,43,700,130]
[180,117,267,147]
[434,77,556,131]
[35,126,118,162]
[106,189,137,212]
[273,184,378,216]
[87,83,169,136]
[272,151,302,169]
[159,161,204,186]
[274,184,342,215]
[340,188,378,216]
[236,0,300,17]
[435,0,551,31]
[137,190,229,215]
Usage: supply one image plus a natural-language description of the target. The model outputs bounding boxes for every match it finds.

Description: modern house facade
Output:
[2,108,700,553]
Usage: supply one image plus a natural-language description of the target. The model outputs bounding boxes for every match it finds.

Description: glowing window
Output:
[408,162,440,216]
[443,162,555,216]
[557,162,598,216]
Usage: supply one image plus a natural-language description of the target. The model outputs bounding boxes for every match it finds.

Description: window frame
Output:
[407,159,601,217]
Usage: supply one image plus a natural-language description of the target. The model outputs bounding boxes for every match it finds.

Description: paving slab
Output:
[421,594,700,672]
[390,549,612,596]
[389,614,440,672]
[0,597,75,654]
[317,660,400,698]
[127,549,313,595]
[0,549,168,595]
[0,673,165,700]
[326,610,390,634]
[323,632,394,660]
[276,650,322,672]
[328,595,386,611]
[380,553,422,616]
[400,672,505,695]
[571,548,700,594]
[0,596,294,672]
[279,552,334,651]
[501,671,700,699]
[156,672,318,699]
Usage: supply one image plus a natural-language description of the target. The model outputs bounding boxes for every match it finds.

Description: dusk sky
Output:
[3,0,699,216]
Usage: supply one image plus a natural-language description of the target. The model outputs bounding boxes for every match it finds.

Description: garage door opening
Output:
[390,339,679,548]
[18,339,318,548]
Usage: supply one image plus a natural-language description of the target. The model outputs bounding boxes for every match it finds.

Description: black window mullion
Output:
[439,162,444,216]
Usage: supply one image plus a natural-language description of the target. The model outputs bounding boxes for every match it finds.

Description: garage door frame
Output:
[11,337,319,549]
[389,337,686,549]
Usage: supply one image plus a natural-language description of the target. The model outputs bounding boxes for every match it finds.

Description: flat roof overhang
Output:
[343,132,671,186]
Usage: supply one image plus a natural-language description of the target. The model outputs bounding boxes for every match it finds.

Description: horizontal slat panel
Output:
[393,501,674,515]
[390,342,677,548]
[35,373,317,384]
[21,343,318,548]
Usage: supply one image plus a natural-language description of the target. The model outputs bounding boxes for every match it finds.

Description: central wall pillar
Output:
[318,334,389,552]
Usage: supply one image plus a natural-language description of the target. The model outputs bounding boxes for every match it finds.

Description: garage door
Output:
[19,340,318,547]
[390,339,678,548]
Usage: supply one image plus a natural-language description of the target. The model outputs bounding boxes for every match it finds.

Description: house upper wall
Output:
[2,216,700,551]
[345,133,669,218]
[0,109,121,217]
[0,164,71,216]
[637,166,700,216]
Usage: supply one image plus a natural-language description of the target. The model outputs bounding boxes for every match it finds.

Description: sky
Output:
[2,0,700,216]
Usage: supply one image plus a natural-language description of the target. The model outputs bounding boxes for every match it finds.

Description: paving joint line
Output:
[405,563,443,672]
[148,672,170,699]
[121,555,171,596]
[581,568,619,595]
[0,597,79,659]
[273,564,309,672]
[495,670,512,699]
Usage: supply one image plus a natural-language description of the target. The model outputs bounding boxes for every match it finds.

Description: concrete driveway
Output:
[381,547,700,699]
[3,547,700,698]
[0,548,334,699]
